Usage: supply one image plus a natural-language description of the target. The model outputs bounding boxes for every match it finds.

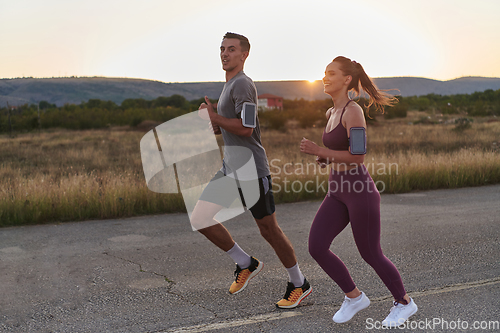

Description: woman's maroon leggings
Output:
[308,165,406,301]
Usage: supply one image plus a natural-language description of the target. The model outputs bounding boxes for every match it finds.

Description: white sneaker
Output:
[332,292,371,323]
[382,297,418,327]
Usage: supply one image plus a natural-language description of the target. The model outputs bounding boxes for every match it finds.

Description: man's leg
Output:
[254,213,296,268]
[191,200,234,251]
[255,212,312,308]
[191,199,262,294]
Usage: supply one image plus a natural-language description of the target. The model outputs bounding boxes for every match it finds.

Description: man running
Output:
[190,32,312,308]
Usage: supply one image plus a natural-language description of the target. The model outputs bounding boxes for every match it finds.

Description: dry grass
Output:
[1,118,499,227]
[0,129,184,227]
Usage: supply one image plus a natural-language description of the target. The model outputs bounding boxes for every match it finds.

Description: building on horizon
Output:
[258,93,283,111]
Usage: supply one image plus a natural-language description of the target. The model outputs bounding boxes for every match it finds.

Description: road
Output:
[1,185,499,332]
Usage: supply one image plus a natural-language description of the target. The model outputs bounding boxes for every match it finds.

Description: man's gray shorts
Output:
[199,171,275,220]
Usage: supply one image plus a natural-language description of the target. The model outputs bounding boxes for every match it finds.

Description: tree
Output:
[39,100,57,109]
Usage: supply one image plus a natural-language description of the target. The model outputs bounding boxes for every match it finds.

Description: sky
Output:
[1,0,499,83]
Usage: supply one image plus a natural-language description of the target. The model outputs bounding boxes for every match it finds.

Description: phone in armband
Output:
[241,102,257,128]
[349,127,367,155]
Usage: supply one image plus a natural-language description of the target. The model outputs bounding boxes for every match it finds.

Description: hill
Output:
[1,76,500,107]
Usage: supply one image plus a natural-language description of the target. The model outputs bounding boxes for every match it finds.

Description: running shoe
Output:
[276,278,312,309]
[382,298,418,327]
[229,256,263,294]
[332,291,371,323]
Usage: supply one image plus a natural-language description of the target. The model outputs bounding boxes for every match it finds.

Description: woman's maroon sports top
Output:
[322,100,353,151]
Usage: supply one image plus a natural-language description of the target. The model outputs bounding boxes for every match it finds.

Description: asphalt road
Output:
[1,185,499,332]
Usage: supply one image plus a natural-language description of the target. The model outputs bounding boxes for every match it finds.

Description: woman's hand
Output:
[316,156,331,168]
[300,137,320,156]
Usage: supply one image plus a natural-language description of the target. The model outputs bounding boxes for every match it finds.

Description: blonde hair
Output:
[333,56,397,115]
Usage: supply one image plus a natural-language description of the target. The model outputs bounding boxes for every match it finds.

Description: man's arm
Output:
[209,102,221,135]
[200,96,253,137]
[212,114,253,137]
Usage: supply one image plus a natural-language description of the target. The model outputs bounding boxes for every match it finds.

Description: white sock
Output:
[226,243,252,269]
[286,263,305,287]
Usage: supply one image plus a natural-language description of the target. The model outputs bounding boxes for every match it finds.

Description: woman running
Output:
[300,56,418,327]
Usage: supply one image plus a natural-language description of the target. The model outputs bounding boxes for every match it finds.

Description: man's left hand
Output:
[199,96,217,119]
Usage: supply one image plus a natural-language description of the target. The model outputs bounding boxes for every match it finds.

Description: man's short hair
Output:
[223,32,250,52]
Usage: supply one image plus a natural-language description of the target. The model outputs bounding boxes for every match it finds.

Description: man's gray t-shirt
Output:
[217,71,270,179]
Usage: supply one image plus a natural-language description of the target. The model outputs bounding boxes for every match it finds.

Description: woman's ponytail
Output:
[333,56,397,115]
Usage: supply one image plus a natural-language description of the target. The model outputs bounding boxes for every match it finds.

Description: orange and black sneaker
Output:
[229,257,263,294]
[276,278,312,309]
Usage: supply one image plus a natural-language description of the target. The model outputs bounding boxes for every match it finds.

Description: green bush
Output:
[453,117,473,131]
[384,98,408,119]
[2,88,500,133]
[259,110,287,132]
